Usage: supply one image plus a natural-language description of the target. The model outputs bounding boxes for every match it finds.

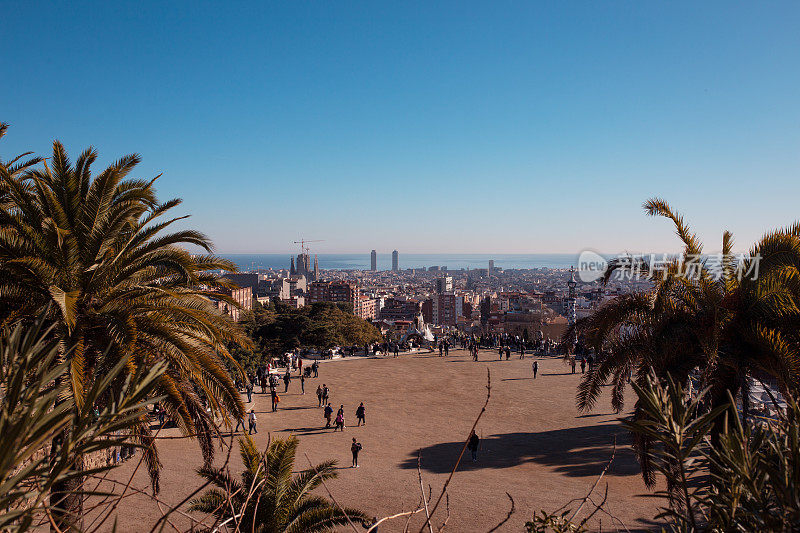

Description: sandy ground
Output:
[89,349,661,532]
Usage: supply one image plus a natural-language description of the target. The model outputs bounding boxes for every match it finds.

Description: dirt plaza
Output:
[101,349,661,532]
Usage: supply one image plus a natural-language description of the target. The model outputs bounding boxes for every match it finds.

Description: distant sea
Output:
[221,253,580,272]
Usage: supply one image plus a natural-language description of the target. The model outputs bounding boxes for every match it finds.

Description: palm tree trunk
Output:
[50,448,85,532]
[50,427,85,531]
[708,368,741,491]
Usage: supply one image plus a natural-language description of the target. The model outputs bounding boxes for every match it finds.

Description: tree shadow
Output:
[400,422,639,478]
[282,426,334,436]
[448,359,506,364]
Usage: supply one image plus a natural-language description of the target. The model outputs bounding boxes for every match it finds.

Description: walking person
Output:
[322,384,330,404]
[467,430,479,461]
[234,414,246,433]
[317,385,323,407]
[580,358,586,374]
[312,360,319,378]
[444,343,449,357]
[246,379,253,403]
[532,360,539,379]
[324,403,333,428]
[334,405,345,431]
[300,373,305,394]
[571,357,576,374]
[351,438,362,468]
[248,409,258,434]
[283,371,290,393]
[271,389,279,412]
[356,402,366,426]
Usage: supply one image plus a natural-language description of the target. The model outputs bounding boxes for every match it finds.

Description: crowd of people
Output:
[230,354,371,468]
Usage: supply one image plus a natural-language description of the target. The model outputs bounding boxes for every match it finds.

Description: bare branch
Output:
[367,507,425,533]
[569,437,616,524]
[486,492,515,533]
[419,368,491,533]
[436,494,450,533]
[418,450,433,533]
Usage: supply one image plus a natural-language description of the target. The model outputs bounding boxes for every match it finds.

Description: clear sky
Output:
[2,2,799,255]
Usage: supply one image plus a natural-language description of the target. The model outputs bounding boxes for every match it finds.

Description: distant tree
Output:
[245,302,382,356]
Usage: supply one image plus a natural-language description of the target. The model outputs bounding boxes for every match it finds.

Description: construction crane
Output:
[293,239,324,255]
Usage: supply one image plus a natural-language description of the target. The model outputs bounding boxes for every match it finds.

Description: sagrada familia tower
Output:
[290,253,319,281]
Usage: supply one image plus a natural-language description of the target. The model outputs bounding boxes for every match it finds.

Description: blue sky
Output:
[2,2,799,254]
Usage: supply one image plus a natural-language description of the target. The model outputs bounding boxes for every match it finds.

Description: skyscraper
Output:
[370,250,377,271]
[489,260,495,274]
[392,250,399,271]
[566,266,578,346]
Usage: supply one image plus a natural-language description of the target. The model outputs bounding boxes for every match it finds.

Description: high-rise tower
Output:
[370,250,377,271]
[566,267,578,346]
[392,250,399,271]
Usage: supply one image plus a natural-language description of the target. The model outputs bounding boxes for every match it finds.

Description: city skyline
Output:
[2,2,799,255]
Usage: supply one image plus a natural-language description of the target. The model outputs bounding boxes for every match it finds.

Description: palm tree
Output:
[0,123,41,210]
[566,198,800,484]
[0,128,250,525]
[190,435,368,532]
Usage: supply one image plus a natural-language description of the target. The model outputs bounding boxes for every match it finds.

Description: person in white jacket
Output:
[248,409,258,434]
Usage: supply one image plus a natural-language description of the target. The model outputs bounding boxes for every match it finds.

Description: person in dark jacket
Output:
[468,430,480,461]
[351,437,362,467]
[356,402,366,426]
